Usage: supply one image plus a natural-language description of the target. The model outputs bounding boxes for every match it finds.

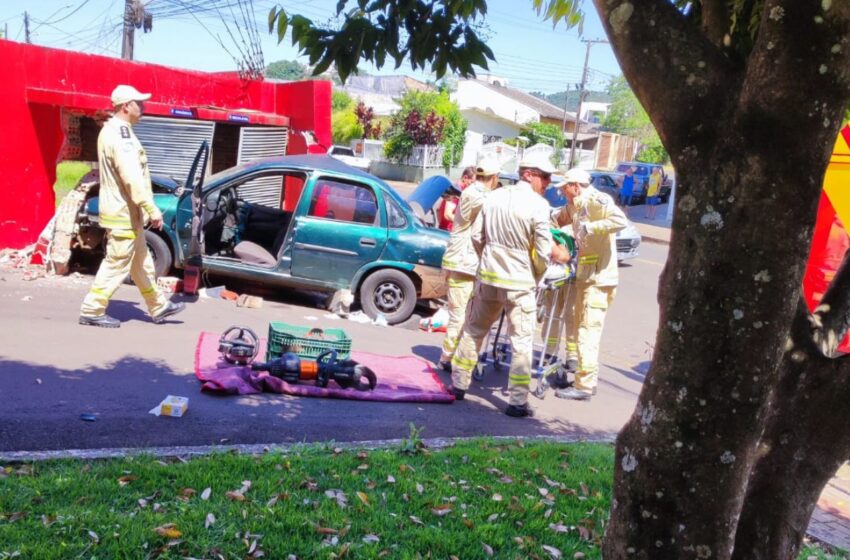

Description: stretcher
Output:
[473,261,575,399]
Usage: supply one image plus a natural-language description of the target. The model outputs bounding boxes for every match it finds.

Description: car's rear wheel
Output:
[359,269,417,325]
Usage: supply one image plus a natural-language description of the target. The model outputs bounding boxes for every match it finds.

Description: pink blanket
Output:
[195,332,454,403]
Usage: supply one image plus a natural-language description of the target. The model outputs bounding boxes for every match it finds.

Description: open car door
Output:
[176,141,210,265]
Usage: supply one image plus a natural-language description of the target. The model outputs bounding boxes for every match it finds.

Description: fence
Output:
[355,139,446,169]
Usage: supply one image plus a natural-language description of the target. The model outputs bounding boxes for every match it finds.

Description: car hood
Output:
[407,175,455,210]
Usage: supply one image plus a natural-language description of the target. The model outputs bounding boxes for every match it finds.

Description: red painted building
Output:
[0,40,331,249]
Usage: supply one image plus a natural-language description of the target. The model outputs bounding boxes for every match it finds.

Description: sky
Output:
[0,0,622,94]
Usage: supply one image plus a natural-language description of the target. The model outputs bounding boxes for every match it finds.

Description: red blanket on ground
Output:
[194,332,454,403]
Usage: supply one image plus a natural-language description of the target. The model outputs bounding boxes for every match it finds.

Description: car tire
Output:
[359,269,417,325]
[124,231,172,284]
[145,230,173,278]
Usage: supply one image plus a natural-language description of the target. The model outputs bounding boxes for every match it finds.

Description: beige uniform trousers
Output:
[451,283,536,406]
[440,271,477,361]
[571,283,616,392]
[80,229,168,318]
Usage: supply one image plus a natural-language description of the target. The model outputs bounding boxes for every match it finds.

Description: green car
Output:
[83,145,449,324]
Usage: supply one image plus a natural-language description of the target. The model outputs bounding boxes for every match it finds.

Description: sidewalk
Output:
[809,463,850,552]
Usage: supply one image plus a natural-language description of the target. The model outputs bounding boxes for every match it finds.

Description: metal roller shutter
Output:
[134,117,216,182]
[237,126,289,207]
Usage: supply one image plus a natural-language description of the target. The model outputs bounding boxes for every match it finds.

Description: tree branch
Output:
[739,0,850,142]
[700,0,729,47]
[591,0,738,156]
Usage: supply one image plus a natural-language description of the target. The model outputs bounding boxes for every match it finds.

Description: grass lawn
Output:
[0,437,845,559]
[53,161,92,207]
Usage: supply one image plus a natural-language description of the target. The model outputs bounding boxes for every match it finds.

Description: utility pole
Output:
[24,11,31,44]
[121,0,135,59]
[568,38,608,168]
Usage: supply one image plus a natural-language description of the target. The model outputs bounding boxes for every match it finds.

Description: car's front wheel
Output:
[359,269,417,325]
[145,230,173,278]
[125,231,172,284]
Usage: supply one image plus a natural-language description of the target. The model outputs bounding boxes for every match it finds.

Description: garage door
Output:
[134,117,216,182]
[237,126,289,207]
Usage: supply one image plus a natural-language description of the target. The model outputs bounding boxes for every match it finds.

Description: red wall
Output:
[0,40,331,249]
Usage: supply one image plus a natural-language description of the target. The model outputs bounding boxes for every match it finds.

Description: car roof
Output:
[210,154,376,182]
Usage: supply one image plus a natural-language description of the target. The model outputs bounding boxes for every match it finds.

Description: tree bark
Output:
[731,300,850,559]
[731,250,850,559]
[594,0,850,558]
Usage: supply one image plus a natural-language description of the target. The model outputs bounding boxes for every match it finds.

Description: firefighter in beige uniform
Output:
[79,85,185,328]
[552,168,626,400]
[450,154,570,418]
[438,158,503,370]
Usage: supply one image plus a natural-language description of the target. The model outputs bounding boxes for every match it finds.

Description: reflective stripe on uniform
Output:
[478,270,530,289]
[508,373,531,385]
[451,354,478,371]
[99,215,134,230]
[579,255,599,265]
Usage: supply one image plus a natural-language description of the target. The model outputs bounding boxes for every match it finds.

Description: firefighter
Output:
[552,167,627,400]
[450,154,570,417]
[438,158,503,370]
[79,85,185,328]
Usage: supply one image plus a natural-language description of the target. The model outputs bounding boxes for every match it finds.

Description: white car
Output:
[328,145,371,171]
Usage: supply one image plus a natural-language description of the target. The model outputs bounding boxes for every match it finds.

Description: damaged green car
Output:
[82,145,449,324]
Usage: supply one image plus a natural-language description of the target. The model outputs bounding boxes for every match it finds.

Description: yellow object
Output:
[149,395,189,417]
[440,271,476,361]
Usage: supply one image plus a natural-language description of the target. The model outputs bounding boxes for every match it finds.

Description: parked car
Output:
[614,161,672,203]
[79,146,448,324]
[328,145,371,171]
[496,171,640,262]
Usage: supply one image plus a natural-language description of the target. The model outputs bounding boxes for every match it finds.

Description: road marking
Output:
[635,258,664,267]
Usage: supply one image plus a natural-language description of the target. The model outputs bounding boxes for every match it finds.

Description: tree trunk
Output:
[593,0,850,558]
[732,255,850,559]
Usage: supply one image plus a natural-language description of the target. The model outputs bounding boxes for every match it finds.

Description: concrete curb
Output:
[0,434,618,462]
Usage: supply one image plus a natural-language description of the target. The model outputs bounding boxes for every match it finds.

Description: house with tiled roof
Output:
[452,76,593,167]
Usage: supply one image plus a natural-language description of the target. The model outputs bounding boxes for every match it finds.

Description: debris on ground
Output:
[156,276,183,293]
[236,294,263,308]
[149,395,189,418]
[326,288,354,318]
[419,307,449,332]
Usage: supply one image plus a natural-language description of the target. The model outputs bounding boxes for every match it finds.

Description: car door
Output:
[175,141,209,266]
[290,176,388,287]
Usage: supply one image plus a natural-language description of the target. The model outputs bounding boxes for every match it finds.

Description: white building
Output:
[452,77,583,167]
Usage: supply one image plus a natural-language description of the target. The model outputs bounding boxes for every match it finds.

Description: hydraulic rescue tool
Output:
[218,326,260,365]
[251,350,378,391]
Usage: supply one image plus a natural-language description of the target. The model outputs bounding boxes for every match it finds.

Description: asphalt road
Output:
[0,243,667,454]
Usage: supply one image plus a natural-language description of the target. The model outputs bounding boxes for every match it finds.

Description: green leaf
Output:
[276,11,289,44]
[267,7,277,34]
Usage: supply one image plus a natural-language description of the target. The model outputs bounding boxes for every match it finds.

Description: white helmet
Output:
[518,153,557,175]
[563,167,591,185]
